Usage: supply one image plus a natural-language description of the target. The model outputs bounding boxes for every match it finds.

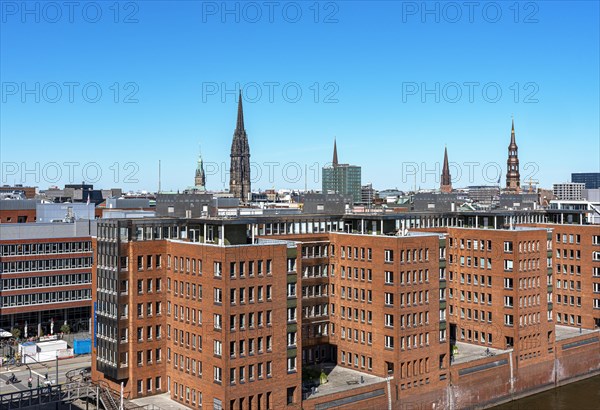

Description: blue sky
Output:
[1,1,598,192]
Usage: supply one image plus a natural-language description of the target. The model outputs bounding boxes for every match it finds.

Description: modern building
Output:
[554,182,586,200]
[0,221,95,337]
[322,140,362,203]
[572,172,600,189]
[90,207,600,409]
[230,91,251,202]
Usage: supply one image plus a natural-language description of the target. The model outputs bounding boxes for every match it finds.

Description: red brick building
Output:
[91,213,600,409]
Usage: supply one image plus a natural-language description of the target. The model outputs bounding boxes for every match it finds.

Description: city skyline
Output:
[1,2,599,191]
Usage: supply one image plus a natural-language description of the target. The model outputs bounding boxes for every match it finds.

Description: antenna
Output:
[158,160,161,194]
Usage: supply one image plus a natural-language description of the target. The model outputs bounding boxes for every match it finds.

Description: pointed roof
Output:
[442,146,449,173]
[332,138,338,166]
[236,90,245,132]
[509,117,517,147]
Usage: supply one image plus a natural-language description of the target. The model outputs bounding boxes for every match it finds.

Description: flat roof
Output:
[555,324,599,341]
[302,364,387,400]
[452,341,512,365]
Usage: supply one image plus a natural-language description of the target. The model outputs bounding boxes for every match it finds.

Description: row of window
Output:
[448,305,493,323]
[0,289,91,308]
[340,326,373,345]
[169,279,202,299]
[229,310,273,331]
[555,233,582,245]
[1,273,90,290]
[229,335,273,358]
[448,238,493,251]
[1,257,92,273]
[230,285,273,305]
[0,241,92,256]
[340,350,373,371]
[556,263,582,275]
[382,248,430,263]
[384,290,430,306]
[448,255,493,269]
[229,361,273,385]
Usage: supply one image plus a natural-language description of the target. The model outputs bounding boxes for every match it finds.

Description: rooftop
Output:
[302,363,387,400]
[555,324,599,341]
[451,342,512,365]
[130,393,190,410]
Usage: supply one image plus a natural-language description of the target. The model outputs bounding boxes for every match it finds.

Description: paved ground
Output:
[555,324,599,341]
[131,393,192,409]
[451,342,510,365]
[0,354,91,394]
[303,364,387,399]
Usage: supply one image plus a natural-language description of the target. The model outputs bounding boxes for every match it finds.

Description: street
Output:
[0,354,91,395]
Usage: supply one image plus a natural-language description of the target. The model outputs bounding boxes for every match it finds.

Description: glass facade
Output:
[322,165,362,203]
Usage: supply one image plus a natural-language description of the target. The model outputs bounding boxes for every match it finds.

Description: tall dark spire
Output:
[332,138,338,166]
[236,89,245,132]
[230,90,251,201]
[506,118,521,192]
[440,146,452,193]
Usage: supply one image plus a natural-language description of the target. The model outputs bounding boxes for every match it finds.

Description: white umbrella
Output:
[50,319,54,335]
[0,328,12,338]
[24,322,28,338]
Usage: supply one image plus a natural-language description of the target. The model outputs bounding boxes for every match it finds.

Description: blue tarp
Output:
[73,339,91,355]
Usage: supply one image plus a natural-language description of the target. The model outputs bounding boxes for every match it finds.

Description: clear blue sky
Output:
[1,1,598,192]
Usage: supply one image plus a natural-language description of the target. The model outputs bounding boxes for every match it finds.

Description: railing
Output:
[0,380,165,410]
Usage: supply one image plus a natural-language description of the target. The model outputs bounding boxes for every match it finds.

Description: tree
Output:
[60,324,71,334]
[11,328,21,339]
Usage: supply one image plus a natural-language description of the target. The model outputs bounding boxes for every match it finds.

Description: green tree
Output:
[60,324,71,334]
[11,328,21,339]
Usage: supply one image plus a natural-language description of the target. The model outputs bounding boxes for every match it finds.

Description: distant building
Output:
[0,199,38,223]
[194,150,207,191]
[0,185,36,199]
[301,193,352,214]
[553,182,585,200]
[412,192,466,212]
[322,139,362,203]
[36,202,95,223]
[361,183,378,206]
[506,119,521,192]
[467,186,500,206]
[571,172,600,189]
[440,147,452,193]
[498,193,538,210]
[230,91,251,202]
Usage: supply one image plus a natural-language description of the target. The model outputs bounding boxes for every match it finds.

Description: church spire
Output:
[506,118,521,192]
[440,146,452,193]
[236,89,245,133]
[230,90,251,201]
[332,138,339,166]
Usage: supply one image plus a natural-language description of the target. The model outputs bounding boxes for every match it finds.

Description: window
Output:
[287,357,297,372]
[504,241,513,253]
[385,293,394,306]
[385,314,394,327]
[385,250,394,263]
[504,314,513,326]
[214,340,222,356]
[385,271,394,284]
[214,288,222,304]
[385,335,394,349]
[504,260,513,271]
[213,366,222,383]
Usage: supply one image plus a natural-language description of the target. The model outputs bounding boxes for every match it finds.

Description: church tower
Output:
[194,148,206,191]
[440,146,452,193]
[230,90,251,201]
[506,119,521,192]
